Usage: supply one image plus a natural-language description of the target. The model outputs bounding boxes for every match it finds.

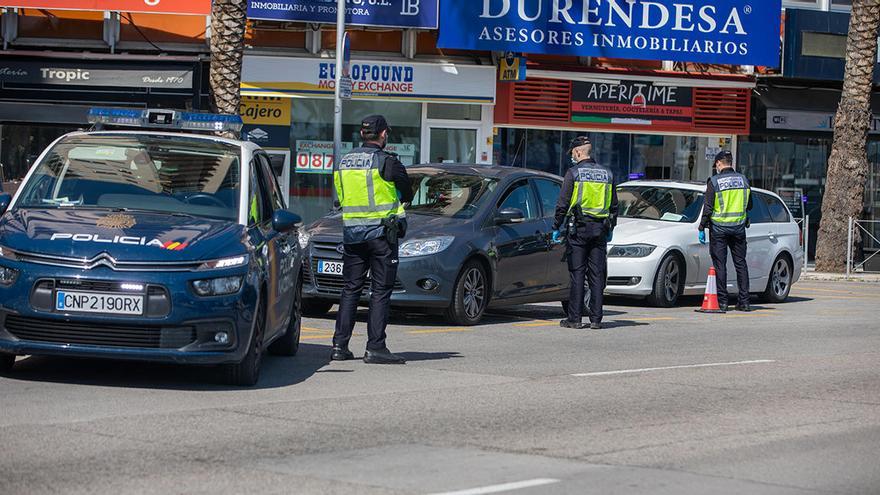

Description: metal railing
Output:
[795,215,809,270]
[847,217,880,276]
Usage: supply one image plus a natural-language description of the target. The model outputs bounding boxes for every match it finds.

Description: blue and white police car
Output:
[0,108,304,386]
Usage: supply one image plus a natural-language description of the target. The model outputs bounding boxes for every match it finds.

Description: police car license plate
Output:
[317,260,344,275]
[55,291,144,315]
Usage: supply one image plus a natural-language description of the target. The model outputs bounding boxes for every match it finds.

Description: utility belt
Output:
[565,208,606,236]
[381,214,401,245]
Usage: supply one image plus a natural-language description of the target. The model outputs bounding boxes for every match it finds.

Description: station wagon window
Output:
[762,193,791,223]
[748,193,773,224]
[533,179,561,218]
[498,181,539,221]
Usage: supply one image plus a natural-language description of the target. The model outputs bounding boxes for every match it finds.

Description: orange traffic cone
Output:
[695,266,725,313]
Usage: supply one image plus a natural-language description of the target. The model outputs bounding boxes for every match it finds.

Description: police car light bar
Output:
[87,107,243,134]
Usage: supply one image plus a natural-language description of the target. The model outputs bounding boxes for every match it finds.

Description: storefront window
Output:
[426,103,482,121]
[288,99,422,223]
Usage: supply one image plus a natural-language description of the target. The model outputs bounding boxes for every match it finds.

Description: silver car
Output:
[606,180,803,307]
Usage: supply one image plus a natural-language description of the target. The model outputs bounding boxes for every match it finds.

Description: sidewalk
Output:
[800,268,880,283]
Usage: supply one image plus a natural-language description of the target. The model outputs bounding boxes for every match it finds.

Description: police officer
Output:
[331,115,414,364]
[552,136,618,330]
[698,150,753,312]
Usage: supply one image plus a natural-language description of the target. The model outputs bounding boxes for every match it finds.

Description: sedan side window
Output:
[533,179,561,218]
[762,193,791,223]
[498,181,539,220]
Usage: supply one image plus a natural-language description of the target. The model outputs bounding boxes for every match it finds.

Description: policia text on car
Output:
[552,136,618,330]
[331,115,414,364]
[698,150,753,313]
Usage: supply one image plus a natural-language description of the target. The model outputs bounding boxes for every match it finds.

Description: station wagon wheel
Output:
[648,253,683,308]
[762,255,793,303]
[445,261,488,326]
[225,301,266,386]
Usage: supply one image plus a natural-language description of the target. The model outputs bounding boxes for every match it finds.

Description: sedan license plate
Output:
[55,291,144,315]
[317,260,344,275]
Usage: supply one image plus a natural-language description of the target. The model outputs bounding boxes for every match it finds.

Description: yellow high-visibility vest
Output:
[333,148,405,227]
[710,172,750,227]
[569,163,613,219]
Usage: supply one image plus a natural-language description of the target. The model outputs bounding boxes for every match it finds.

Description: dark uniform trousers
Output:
[333,237,398,351]
[566,221,607,324]
[709,227,750,307]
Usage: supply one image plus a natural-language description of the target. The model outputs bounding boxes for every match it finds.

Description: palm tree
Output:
[208,0,248,139]
[816,0,880,273]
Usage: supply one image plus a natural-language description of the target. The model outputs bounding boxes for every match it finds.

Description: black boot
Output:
[363,348,406,364]
[330,346,354,361]
[560,319,589,329]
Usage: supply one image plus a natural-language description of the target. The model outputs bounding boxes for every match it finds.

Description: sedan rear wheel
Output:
[445,261,488,326]
[225,302,266,387]
[648,254,683,307]
[762,255,793,303]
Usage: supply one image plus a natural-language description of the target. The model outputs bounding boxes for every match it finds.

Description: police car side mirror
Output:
[0,193,11,215]
[495,208,525,225]
[272,209,302,233]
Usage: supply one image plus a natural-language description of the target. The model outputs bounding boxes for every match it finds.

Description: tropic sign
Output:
[438,0,782,67]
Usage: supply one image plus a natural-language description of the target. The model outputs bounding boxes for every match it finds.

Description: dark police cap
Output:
[361,115,390,134]
[714,150,733,163]
[567,135,591,153]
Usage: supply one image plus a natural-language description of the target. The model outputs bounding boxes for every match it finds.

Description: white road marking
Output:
[571,359,777,377]
[428,478,561,495]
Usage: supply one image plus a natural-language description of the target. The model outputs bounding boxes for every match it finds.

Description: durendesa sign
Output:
[0,0,210,15]
[438,0,782,67]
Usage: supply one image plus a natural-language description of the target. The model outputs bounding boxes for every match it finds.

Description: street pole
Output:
[332,0,345,176]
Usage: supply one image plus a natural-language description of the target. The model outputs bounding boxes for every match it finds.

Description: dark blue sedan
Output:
[0,128,303,386]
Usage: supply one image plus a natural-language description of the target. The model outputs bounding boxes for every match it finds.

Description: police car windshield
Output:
[408,173,498,218]
[16,134,242,222]
[618,185,704,223]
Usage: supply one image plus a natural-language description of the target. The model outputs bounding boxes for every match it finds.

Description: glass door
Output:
[428,127,478,164]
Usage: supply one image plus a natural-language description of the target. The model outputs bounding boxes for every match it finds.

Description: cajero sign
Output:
[438,0,782,67]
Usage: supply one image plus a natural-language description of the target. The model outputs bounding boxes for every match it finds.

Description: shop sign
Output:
[767,109,880,135]
[1,0,210,15]
[246,0,439,29]
[240,96,291,148]
[438,0,782,67]
[0,60,193,89]
[295,140,416,174]
[571,80,693,127]
[242,56,496,104]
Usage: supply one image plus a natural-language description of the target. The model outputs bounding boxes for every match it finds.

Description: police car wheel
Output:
[648,254,683,308]
[224,301,266,387]
[762,255,793,303]
[0,353,14,374]
[445,261,488,326]
[302,298,333,317]
[269,276,303,357]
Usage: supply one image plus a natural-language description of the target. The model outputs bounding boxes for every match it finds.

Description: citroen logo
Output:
[336,244,345,255]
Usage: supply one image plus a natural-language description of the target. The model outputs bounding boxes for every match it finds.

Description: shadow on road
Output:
[4,342,332,391]
[398,351,462,362]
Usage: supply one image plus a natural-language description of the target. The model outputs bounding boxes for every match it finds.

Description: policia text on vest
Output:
[552,136,618,330]
[331,115,414,365]
[698,151,753,313]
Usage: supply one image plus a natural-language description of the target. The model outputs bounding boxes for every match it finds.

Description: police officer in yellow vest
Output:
[332,115,413,364]
[552,136,618,330]
[698,150,753,312]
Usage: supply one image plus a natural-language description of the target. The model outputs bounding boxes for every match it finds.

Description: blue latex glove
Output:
[551,230,562,244]
[698,230,707,244]
[606,230,613,243]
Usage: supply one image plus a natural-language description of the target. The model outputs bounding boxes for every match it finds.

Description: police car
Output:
[0,108,304,386]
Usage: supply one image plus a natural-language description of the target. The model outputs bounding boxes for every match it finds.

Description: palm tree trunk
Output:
[815,0,880,273]
[208,0,248,139]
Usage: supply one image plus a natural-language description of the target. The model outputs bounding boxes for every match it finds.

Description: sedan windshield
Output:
[408,172,498,218]
[16,134,242,221]
[618,185,704,223]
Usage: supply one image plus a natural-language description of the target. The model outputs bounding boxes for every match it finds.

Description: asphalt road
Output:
[1,280,878,495]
